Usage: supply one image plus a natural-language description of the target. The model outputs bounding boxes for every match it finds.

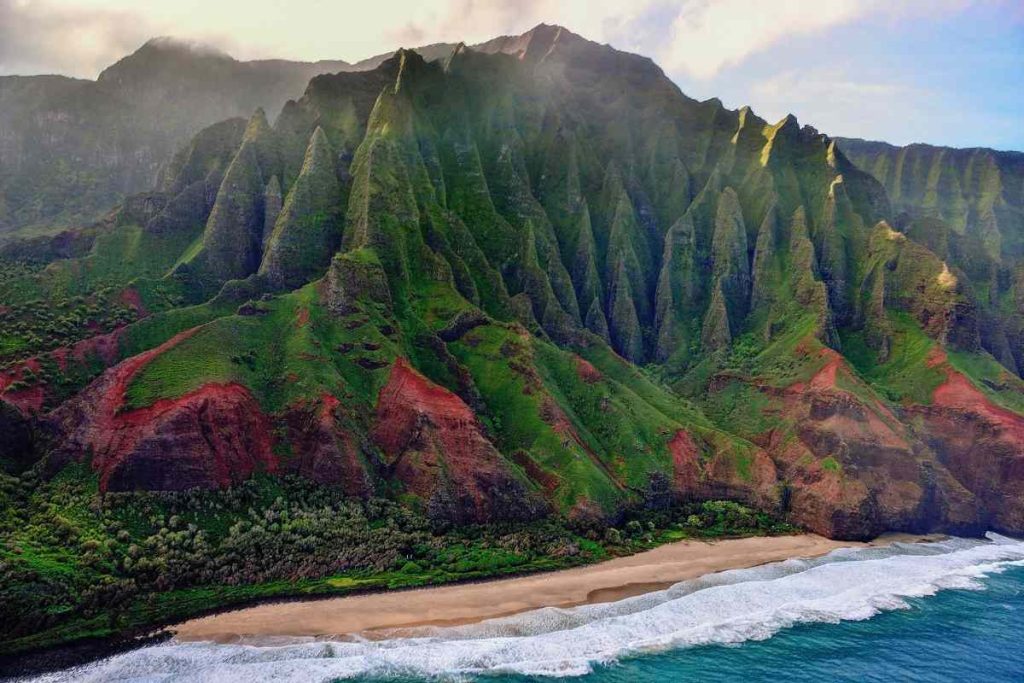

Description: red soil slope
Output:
[372,357,536,523]
[756,347,979,538]
[911,349,1024,530]
[282,393,373,497]
[48,327,277,492]
[1,328,124,413]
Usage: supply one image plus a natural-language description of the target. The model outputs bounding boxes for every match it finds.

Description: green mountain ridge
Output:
[0,38,354,239]
[1,22,1023,656]
[0,27,641,242]
[838,137,1024,374]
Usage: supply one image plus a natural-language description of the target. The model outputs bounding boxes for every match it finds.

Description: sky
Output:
[1,0,1022,150]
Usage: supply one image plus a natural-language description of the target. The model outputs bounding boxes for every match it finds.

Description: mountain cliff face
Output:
[0,33,595,241]
[0,38,350,238]
[1,25,1022,540]
[839,137,1024,375]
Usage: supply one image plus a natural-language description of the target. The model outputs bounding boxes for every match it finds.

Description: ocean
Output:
[30,533,1024,682]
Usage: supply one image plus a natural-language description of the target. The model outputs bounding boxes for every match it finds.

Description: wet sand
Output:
[171,533,936,644]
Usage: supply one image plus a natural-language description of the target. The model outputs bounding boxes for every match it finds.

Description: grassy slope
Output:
[0,222,199,306]
[840,312,946,405]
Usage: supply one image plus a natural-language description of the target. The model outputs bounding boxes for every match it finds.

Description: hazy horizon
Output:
[1,0,1022,151]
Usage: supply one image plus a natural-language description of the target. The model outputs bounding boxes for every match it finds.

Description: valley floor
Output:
[171,533,935,644]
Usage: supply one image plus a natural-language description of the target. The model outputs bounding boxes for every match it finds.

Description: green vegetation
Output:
[948,349,1024,414]
[449,322,625,510]
[124,283,397,413]
[841,313,946,404]
[702,379,775,440]
[0,467,793,656]
[0,41,345,238]
[821,457,842,474]
[0,283,138,366]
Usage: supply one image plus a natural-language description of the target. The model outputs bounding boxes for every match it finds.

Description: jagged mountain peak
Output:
[97,36,235,83]
[777,112,800,129]
[765,113,802,146]
[736,104,761,125]
[470,21,654,75]
[243,108,272,138]
[520,23,584,55]
[732,106,769,149]
[139,36,232,58]
[477,23,584,62]
[372,45,434,82]
[393,46,427,63]
[392,47,432,91]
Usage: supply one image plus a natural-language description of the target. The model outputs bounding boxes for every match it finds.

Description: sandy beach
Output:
[171,533,934,643]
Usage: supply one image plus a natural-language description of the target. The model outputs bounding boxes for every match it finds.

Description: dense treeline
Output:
[0,465,792,654]
[0,264,139,366]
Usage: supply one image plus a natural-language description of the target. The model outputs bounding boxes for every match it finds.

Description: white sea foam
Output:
[31,533,1024,682]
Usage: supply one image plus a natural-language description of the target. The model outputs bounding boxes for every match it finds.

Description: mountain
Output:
[0,25,1022,653]
[0,30,634,242]
[0,28,671,242]
[0,38,351,239]
[349,42,461,70]
[838,137,1024,375]
[2,24,1024,659]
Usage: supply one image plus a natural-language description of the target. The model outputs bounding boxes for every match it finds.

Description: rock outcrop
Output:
[282,394,373,497]
[47,328,277,492]
[322,250,393,315]
[259,127,343,289]
[910,351,1024,532]
[754,349,982,539]
[372,358,539,524]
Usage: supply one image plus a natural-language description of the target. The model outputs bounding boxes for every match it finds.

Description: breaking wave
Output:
[33,533,1024,682]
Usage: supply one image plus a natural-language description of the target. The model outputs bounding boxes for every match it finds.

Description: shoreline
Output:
[171,532,937,644]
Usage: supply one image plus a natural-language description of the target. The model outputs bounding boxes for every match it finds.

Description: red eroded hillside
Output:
[47,327,277,491]
[372,358,540,524]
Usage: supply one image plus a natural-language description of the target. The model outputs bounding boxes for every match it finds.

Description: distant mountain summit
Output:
[0,38,353,237]
[100,36,236,74]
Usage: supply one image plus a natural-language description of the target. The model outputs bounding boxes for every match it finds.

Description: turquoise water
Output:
[36,534,1024,682]
[512,564,1024,683]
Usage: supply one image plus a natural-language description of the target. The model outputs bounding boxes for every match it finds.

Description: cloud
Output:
[0,0,1006,92]
[748,66,916,132]
[378,0,659,53]
[0,0,655,77]
[661,0,973,79]
[744,66,947,145]
[663,0,867,78]
[0,0,981,80]
[0,0,163,77]
[752,68,912,106]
